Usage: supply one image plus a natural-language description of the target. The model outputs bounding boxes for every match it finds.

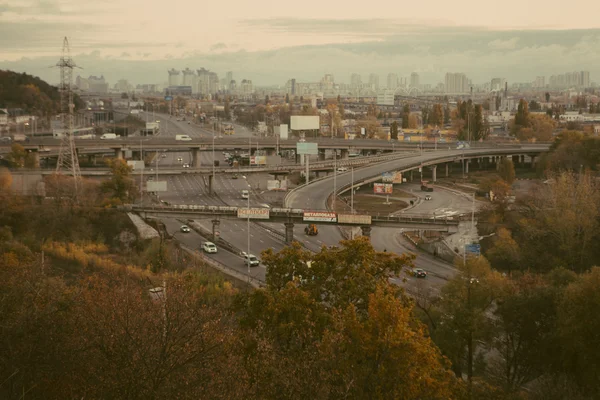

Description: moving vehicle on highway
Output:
[304,224,318,236]
[411,268,428,278]
[100,133,118,140]
[241,190,249,199]
[180,225,191,233]
[175,134,192,141]
[223,124,234,135]
[425,195,432,201]
[337,167,348,173]
[242,253,260,267]
[202,242,218,253]
[183,163,190,168]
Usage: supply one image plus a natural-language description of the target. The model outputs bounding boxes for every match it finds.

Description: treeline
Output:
[0,69,84,118]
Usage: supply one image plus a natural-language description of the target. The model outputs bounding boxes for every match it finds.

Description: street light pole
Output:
[333,151,337,211]
[247,187,250,285]
[350,166,354,214]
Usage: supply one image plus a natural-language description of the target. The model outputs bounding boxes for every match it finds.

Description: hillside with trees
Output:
[0,69,83,118]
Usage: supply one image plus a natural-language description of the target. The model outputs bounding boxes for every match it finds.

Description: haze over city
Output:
[1,0,599,85]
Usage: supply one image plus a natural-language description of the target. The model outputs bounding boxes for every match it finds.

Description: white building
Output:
[387,73,398,90]
[167,69,180,86]
[445,73,469,93]
[376,90,395,106]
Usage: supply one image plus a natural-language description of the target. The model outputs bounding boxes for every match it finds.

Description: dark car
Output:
[411,268,428,278]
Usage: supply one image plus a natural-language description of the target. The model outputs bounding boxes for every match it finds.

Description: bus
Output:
[223,124,235,135]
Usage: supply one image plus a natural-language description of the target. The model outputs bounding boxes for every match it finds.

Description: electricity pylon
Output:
[55,37,82,197]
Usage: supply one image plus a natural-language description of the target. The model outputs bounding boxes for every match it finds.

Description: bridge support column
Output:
[432,165,437,182]
[88,154,96,165]
[340,149,349,159]
[114,149,123,160]
[445,163,449,177]
[465,160,469,174]
[531,155,536,169]
[410,170,414,182]
[520,155,525,166]
[512,155,519,166]
[31,151,40,168]
[284,222,294,244]
[295,153,301,164]
[496,157,502,171]
[266,148,275,156]
[191,148,200,168]
[318,149,326,161]
[211,219,220,242]
[360,226,372,239]
[208,175,214,195]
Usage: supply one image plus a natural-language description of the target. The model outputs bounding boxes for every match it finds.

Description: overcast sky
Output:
[1,0,599,86]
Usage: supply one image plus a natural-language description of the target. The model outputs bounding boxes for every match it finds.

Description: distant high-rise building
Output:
[533,76,545,89]
[88,75,108,93]
[290,78,296,95]
[226,71,233,90]
[581,71,590,88]
[410,72,419,88]
[368,73,379,90]
[490,78,506,92]
[350,73,362,88]
[168,69,180,87]
[387,73,398,90]
[445,73,469,93]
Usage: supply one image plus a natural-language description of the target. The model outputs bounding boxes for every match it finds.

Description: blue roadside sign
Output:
[164,96,173,101]
[465,243,481,256]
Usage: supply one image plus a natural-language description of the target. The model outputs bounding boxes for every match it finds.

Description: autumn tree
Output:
[101,158,137,204]
[401,104,410,129]
[485,227,520,272]
[498,158,516,184]
[511,99,531,136]
[0,167,12,193]
[430,103,444,127]
[558,267,600,396]
[390,120,399,140]
[5,143,36,168]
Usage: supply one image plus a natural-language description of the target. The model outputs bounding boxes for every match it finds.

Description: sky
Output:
[1,0,599,86]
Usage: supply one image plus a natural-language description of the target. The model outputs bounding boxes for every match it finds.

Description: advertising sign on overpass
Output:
[146,181,167,192]
[296,142,318,155]
[374,183,393,194]
[237,208,270,220]
[303,211,336,222]
[337,214,372,225]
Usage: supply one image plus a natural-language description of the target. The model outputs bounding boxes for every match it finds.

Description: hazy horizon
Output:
[1,0,599,86]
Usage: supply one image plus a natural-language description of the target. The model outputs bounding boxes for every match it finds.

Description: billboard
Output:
[279,124,288,140]
[382,172,394,183]
[392,171,403,184]
[374,183,393,194]
[291,115,320,130]
[303,211,336,222]
[465,244,481,256]
[250,156,266,165]
[337,214,372,225]
[127,160,144,171]
[147,181,167,192]
[296,142,318,155]
[237,208,270,220]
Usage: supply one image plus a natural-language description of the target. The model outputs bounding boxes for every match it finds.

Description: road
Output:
[399,182,479,218]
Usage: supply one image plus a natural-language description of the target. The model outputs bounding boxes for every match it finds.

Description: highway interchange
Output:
[140,112,488,292]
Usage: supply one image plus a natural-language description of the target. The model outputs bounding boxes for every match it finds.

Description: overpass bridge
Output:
[128,204,462,244]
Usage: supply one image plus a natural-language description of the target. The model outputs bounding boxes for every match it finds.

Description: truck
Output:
[146,122,159,131]
[175,134,192,141]
[304,224,318,236]
[12,133,28,142]
[421,182,434,192]
[100,133,118,140]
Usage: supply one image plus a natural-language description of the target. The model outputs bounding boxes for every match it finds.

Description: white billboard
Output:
[147,181,167,192]
[237,208,270,220]
[291,115,319,130]
[337,214,372,225]
[127,160,145,171]
[303,212,336,222]
[279,124,288,140]
[296,143,318,155]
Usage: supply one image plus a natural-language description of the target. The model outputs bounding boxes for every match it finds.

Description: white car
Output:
[425,195,432,201]
[177,157,183,162]
[183,163,190,168]
[337,167,348,173]
[180,225,191,233]
[202,242,218,253]
[243,254,260,267]
[241,190,249,199]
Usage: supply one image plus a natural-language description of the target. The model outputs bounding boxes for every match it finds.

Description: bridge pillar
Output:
[318,149,326,161]
[496,156,502,171]
[432,165,437,182]
[132,150,140,160]
[31,151,40,168]
[266,148,275,156]
[520,155,525,166]
[465,160,469,174]
[211,219,220,242]
[88,154,97,165]
[445,163,449,177]
[530,155,537,169]
[295,153,301,164]
[360,226,372,239]
[410,170,414,182]
[284,222,294,244]
[114,148,123,160]
[250,148,257,156]
[191,148,200,168]
[340,149,349,159]
[512,155,519,166]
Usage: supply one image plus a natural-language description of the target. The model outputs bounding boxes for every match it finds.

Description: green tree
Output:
[545,92,550,102]
[101,159,137,204]
[513,99,530,132]
[285,93,289,103]
[402,104,410,129]
[430,103,444,127]
[390,121,399,140]
[558,267,600,396]
[224,99,231,121]
[498,158,516,184]
[529,100,541,111]
[5,143,35,168]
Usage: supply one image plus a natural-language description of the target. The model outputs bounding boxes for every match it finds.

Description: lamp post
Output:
[246,182,251,285]
[350,166,355,214]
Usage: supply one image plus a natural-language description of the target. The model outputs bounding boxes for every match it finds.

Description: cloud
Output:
[488,37,520,50]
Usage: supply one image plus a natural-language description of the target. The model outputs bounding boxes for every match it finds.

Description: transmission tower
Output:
[55,37,82,195]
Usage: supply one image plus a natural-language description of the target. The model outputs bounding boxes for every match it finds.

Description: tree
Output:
[485,227,520,272]
[529,100,541,111]
[558,267,600,396]
[513,99,531,134]
[402,104,410,129]
[265,95,270,105]
[444,104,451,124]
[430,104,444,127]
[101,159,137,204]
[498,158,516,184]
[408,113,419,129]
[285,93,289,103]
[545,92,551,102]
[433,256,502,392]
[5,143,36,168]
[0,167,12,192]
[390,121,399,140]
[357,116,382,139]
[224,99,231,121]
[121,92,128,99]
